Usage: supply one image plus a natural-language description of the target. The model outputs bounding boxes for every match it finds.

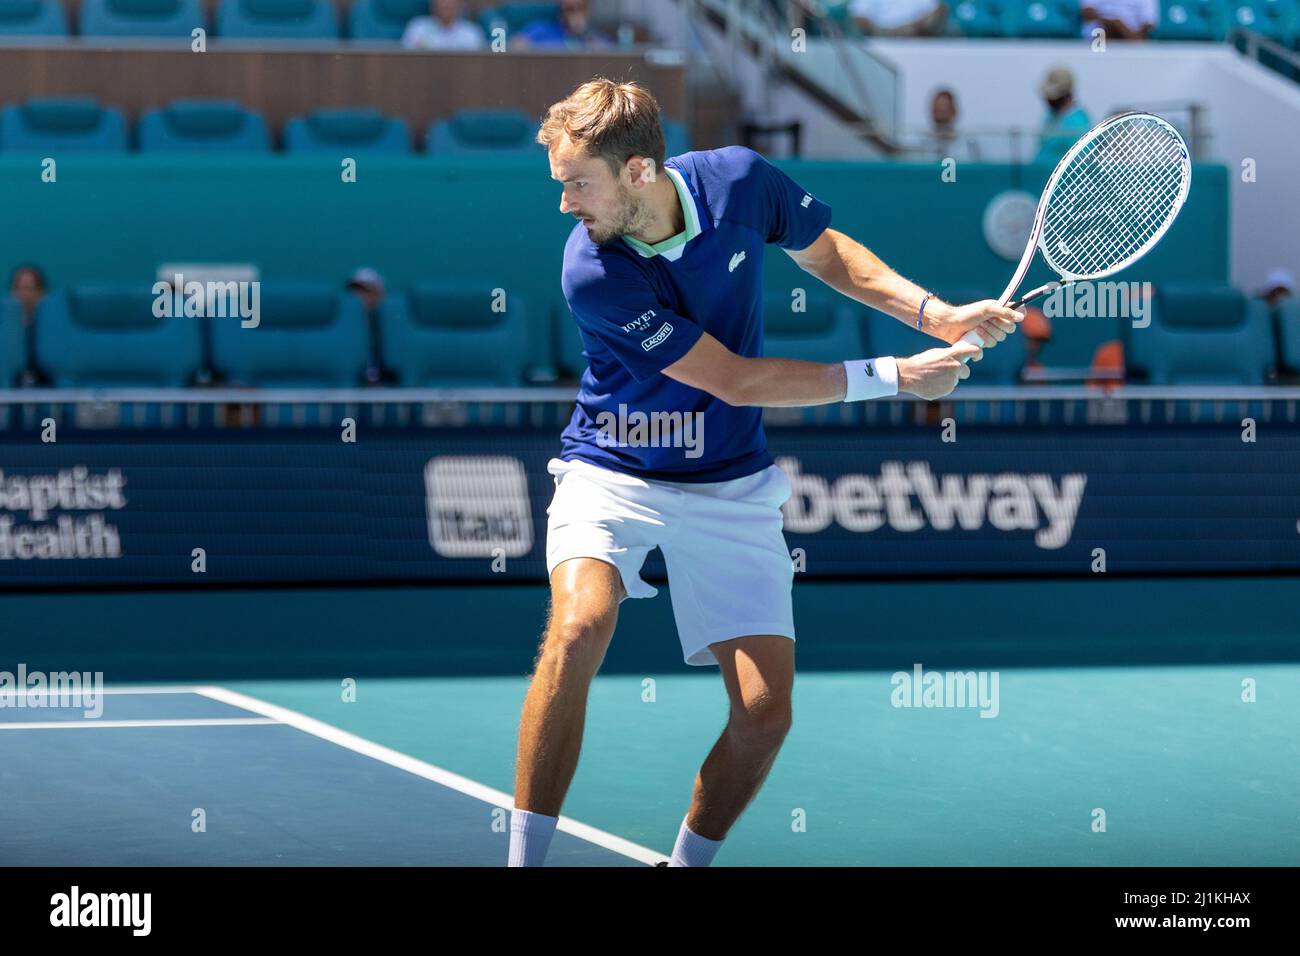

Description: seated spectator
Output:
[402,0,486,50]
[1257,268,1294,307]
[1080,1,1158,40]
[347,268,397,386]
[1035,67,1091,164]
[1018,307,1052,378]
[514,0,611,48]
[10,264,50,387]
[849,0,946,37]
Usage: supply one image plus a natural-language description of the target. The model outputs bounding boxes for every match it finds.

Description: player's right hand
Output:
[896,341,982,400]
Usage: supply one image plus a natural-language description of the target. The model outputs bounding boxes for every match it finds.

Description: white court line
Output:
[195,685,668,866]
[0,717,280,730]
[8,686,212,697]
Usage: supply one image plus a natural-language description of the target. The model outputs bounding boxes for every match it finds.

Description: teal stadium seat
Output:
[347,0,424,39]
[556,305,588,380]
[211,282,367,387]
[79,0,203,37]
[945,0,1004,37]
[662,119,691,158]
[0,0,68,35]
[1035,304,1122,369]
[1152,0,1231,40]
[425,109,538,155]
[283,108,411,152]
[1227,0,1298,41]
[1126,284,1273,384]
[0,98,128,153]
[216,0,338,39]
[0,298,25,387]
[867,290,1028,386]
[1001,0,1079,37]
[137,100,270,152]
[1274,298,1300,377]
[34,287,202,387]
[379,283,532,386]
[762,291,865,363]
[477,3,558,35]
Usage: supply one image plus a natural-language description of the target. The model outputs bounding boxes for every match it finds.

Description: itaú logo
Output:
[775,456,1086,550]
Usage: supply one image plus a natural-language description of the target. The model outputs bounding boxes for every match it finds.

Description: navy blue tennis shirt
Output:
[558,145,833,483]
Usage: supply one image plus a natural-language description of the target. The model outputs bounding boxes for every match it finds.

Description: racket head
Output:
[1035,111,1192,283]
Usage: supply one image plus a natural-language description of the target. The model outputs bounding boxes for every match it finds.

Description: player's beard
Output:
[589,182,655,246]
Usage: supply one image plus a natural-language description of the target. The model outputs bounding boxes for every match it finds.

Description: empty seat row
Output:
[0,97,693,155]
[942,1,1300,42]
[2,282,536,388]
[0,0,565,41]
[4,282,1296,389]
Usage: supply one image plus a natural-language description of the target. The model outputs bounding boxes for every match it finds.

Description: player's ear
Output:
[631,157,656,186]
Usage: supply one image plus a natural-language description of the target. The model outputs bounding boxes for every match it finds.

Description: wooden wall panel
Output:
[0,44,685,137]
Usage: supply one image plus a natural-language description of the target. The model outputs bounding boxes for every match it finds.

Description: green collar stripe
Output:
[624,166,701,259]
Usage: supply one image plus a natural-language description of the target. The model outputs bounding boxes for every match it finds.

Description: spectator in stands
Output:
[1257,267,1294,307]
[514,0,612,48]
[9,265,50,387]
[1080,1,1158,40]
[401,0,486,50]
[346,268,398,386]
[1035,67,1091,164]
[925,88,979,159]
[849,0,947,36]
[1017,307,1053,379]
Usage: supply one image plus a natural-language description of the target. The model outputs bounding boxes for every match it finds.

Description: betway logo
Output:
[776,457,1086,550]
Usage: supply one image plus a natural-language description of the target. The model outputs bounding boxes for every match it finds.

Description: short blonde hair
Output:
[536,78,666,176]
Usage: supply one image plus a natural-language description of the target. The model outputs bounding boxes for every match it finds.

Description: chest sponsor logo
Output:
[728,251,746,272]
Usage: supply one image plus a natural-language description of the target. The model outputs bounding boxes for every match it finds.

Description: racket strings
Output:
[1040,116,1189,280]
[1050,130,1181,270]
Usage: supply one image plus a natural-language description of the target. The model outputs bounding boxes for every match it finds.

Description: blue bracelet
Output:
[917,292,934,330]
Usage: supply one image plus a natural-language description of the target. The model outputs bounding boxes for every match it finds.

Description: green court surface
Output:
[223,664,1299,867]
[3,577,1297,866]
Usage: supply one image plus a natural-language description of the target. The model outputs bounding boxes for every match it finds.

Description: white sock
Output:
[668,818,724,867]
[507,808,559,867]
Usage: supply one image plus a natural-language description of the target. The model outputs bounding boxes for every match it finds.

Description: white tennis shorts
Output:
[544,456,796,666]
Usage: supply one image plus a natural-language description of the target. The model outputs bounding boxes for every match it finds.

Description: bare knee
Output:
[535,615,614,680]
[728,694,793,749]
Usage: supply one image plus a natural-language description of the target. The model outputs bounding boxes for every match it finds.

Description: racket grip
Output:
[956,328,987,363]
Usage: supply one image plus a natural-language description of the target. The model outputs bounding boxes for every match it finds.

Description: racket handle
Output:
[956,328,986,363]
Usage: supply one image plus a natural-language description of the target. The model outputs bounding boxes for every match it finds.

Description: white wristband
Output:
[842,357,899,402]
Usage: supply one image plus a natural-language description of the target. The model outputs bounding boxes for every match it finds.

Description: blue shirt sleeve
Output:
[737,148,832,250]
[563,248,705,383]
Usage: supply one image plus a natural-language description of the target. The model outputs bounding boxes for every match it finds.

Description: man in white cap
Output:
[1258,268,1295,308]
[1035,67,1091,164]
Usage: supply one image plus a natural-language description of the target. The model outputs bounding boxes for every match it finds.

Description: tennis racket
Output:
[959,110,1192,359]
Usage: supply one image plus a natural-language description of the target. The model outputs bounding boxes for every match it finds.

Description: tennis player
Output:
[509,79,1023,867]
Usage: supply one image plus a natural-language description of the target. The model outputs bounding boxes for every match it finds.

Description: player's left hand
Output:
[930,299,1025,349]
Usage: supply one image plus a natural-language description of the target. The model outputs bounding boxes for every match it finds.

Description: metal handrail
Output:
[688,0,902,152]
[1230,26,1300,72]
